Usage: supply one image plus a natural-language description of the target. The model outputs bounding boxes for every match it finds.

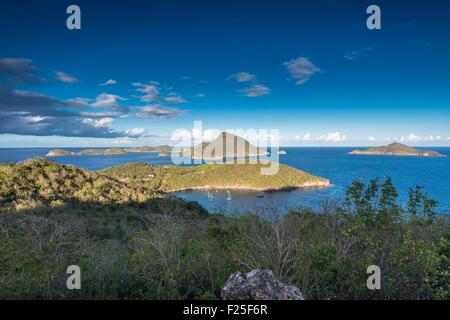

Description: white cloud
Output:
[133,81,185,104]
[54,71,78,84]
[424,135,442,141]
[319,132,347,142]
[82,117,114,128]
[133,82,160,102]
[129,105,185,119]
[368,136,376,141]
[110,137,136,145]
[91,93,125,108]
[163,95,186,104]
[27,116,48,123]
[394,133,445,143]
[239,84,271,97]
[99,79,117,86]
[399,133,421,142]
[283,57,321,85]
[228,72,256,82]
[295,132,312,141]
[67,97,91,106]
[124,127,147,138]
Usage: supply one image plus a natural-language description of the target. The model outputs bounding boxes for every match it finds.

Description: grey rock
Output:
[221,269,304,300]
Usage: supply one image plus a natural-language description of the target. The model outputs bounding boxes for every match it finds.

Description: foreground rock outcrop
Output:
[221,269,304,300]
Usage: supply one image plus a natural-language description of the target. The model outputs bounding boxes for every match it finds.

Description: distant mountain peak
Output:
[190,131,267,160]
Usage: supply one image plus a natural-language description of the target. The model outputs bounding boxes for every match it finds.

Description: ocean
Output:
[1,147,449,214]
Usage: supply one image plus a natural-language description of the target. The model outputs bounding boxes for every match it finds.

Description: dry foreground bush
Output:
[0,159,449,299]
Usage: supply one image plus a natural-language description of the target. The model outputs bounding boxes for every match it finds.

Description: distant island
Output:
[101,161,331,192]
[182,132,268,160]
[46,146,171,157]
[349,142,445,157]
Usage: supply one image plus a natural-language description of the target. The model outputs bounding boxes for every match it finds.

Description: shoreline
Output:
[166,180,332,193]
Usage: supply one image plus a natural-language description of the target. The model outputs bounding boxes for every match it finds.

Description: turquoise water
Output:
[1,147,449,214]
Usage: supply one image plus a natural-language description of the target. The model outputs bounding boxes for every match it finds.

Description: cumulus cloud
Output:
[90,93,126,108]
[395,133,444,143]
[228,72,256,82]
[283,57,321,85]
[399,133,421,142]
[319,132,347,142]
[368,136,376,141]
[133,82,160,102]
[124,127,147,138]
[295,132,313,141]
[0,114,123,138]
[239,84,271,97]
[129,105,185,119]
[132,81,185,104]
[54,71,78,84]
[99,79,117,86]
[163,95,186,104]
[82,117,114,128]
[0,58,186,139]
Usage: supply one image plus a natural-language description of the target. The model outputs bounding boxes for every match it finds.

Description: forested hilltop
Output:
[0,159,449,300]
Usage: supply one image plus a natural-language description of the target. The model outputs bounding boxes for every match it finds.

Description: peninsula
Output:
[348,142,445,157]
[100,161,331,192]
[46,146,171,157]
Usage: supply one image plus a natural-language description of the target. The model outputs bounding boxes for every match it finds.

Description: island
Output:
[100,160,331,192]
[46,145,171,157]
[348,142,445,157]
[182,132,268,160]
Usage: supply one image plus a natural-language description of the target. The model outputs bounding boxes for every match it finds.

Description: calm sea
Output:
[1,147,449,215]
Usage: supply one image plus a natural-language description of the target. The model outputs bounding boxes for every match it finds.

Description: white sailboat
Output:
[208,191,214,202]
[226,190,232,201]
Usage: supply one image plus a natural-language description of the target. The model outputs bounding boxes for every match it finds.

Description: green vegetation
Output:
[0,158,165,212]
[0,159,449,300]
[47,146,171,157]
[349,142,444,157]
[100,161,330,192]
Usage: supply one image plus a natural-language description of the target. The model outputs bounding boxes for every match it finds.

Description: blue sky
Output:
[0,0,449,147]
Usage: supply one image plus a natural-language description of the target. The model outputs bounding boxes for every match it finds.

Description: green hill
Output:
[0,158,163,212]
[100,161,331,192]
[183,132,268,160]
